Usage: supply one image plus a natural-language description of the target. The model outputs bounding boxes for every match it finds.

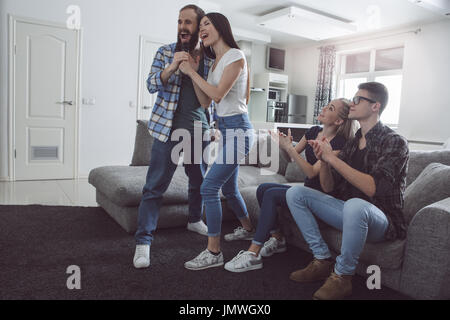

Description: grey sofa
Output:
[88,120,293,233]
[89,120,450,300]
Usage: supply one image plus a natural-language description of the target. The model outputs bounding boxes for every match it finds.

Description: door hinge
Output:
[14,149,17,158]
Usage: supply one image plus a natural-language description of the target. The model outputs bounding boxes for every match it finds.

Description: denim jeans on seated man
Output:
[135,134,209,245]
[285,185,389,276]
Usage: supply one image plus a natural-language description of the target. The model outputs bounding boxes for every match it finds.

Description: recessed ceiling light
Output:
[408,0,450,16]
[257,6,357,41]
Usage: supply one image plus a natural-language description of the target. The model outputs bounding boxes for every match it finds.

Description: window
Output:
[337,46,404,126]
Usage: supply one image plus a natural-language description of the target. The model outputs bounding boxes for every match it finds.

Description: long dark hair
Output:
[201,12,250,104]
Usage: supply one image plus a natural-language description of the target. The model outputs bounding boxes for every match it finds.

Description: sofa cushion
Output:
[229,186,260,223]
[97,190,238,234]
[249,131,290,176]
[284,156,307,183]
[89,165,190,207]
[240,131,263,167]
[403,162,450,224]
[406,150,450,186]
[130,120,153,166]
[237,166,289,188]
[322,228,406,269]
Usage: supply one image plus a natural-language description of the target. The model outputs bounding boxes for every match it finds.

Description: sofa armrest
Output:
[400,197,450,299]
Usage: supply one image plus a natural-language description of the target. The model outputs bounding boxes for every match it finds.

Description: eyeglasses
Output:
[352,96,377,105]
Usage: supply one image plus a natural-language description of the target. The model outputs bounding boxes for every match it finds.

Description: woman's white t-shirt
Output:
[207,48,248,117]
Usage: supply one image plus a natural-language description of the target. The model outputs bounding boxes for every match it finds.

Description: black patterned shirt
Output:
[331,121,409,240]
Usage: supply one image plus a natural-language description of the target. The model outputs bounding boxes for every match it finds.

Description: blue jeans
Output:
[252,183,291,246]
[285,185,388,276]
[201,113,254,237]
[135,135,209,245]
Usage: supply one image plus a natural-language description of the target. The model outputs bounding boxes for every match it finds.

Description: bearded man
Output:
[133,4,214,269]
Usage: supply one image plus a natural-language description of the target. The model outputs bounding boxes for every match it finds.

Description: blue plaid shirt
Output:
[146,43,214,142]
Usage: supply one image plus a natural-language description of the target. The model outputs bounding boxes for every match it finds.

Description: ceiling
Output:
[199,0,447,47]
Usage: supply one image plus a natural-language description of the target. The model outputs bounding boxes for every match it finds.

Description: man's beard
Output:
[175,29,200,52]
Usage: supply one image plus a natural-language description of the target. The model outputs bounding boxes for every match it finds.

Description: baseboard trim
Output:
[1,175,89,181]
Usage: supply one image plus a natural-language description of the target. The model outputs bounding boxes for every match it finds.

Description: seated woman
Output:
[224,98,356,272]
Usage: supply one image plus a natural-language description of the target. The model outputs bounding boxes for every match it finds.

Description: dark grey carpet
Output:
[0,205,411,300]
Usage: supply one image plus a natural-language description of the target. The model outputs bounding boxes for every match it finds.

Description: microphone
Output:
[180,42,190,79]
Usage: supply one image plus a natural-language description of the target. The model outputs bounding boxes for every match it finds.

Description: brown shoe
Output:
[313,272,352,300]
[289,258,334,283]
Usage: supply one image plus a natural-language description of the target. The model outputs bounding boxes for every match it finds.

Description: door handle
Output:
[56,101,73,106]
[143,106,152,110]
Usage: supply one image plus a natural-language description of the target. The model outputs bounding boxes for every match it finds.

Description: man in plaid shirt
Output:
[285,82,409,300]
[133,4,214,269]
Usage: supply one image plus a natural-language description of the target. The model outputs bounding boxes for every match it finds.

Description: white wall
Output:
[398,19,450,143]
[0,0,191,179]
[287,19,450,144]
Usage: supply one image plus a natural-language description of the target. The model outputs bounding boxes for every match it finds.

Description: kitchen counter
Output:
[251,122,315,141]
[251,121,314,130]
[273,122,314,129]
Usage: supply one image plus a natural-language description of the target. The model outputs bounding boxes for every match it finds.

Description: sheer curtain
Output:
[313,46,336,124]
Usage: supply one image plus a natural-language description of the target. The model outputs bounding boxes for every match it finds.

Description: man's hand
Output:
[308,137,334,162]
[189,50,201,72]
[161,51,189,85]
[169,51,189,72]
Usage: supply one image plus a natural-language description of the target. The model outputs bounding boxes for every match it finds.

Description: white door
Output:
[137,36,165,120]
[14,20,79,180]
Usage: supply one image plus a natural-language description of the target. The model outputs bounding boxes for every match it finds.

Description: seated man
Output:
[285,82,409,300]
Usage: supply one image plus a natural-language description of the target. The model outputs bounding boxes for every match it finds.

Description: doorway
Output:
[136,35,166,121]
[9,16,81,181]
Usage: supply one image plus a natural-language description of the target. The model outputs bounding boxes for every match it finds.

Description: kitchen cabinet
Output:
[248,72,289,122]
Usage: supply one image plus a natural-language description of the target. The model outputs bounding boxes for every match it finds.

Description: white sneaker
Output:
[187,220,208,236]
[224,250,263,273]
[224,227,255,241]
[260,237,287,257]
[133,244,150,269]
[184,249,224,271]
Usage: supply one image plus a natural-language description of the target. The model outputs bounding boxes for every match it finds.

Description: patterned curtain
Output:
[313,46,336,124]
